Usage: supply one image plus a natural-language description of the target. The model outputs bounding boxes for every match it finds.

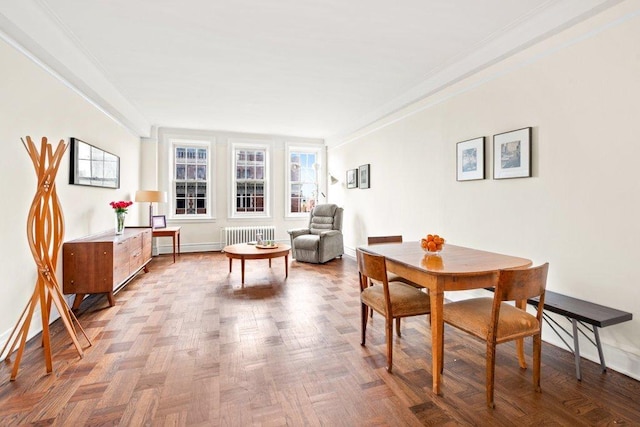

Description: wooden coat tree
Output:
[0,136,90,380]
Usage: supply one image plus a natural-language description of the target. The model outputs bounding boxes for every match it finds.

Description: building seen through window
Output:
[290,151,317,213]
[235,148,266,213]
[174,146,207,215]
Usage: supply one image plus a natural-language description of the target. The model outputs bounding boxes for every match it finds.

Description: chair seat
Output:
[361,281,431,317]
[443,297,540,343]
[293,234,319,250]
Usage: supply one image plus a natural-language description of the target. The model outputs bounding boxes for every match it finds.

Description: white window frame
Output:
[168,138,215,221]
[285,142,325,219]
[229,139,271,219]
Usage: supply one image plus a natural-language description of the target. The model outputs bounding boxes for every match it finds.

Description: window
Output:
[286,144,323,217]
[231,142,270,217]
[172,141,211,217]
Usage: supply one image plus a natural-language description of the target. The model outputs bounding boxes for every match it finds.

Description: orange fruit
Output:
[427,234,434,242]
[427,241,437,251]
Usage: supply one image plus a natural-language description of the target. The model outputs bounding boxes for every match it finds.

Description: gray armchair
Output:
[287,204,344,264]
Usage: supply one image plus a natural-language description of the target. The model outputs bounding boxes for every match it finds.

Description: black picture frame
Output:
[493,127,532,179]
[152,215,167,229]
[346,169,358,189]
[456,137,485,181]
[358,164,370,189]
[69,137,120,188]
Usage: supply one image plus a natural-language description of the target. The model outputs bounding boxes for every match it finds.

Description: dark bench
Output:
[527,290,633,380]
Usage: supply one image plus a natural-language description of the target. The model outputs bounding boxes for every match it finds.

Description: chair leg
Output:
[516,337,527,369]
[395,317,401,337]
[361,303,368,346]
[486,342,497,408]
[369,280,374,318]
[439,324,445,374]
[533,333,542,392]
[386,319,393,373]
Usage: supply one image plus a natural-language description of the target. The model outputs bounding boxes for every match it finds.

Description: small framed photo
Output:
[456,137,485,181]
[493,127,532,179]
[358,164,370,189]
[152,215,167,229]
[346,169,358,189]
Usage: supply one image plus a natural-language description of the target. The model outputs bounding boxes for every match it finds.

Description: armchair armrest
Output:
[318,230,341,238]
[317,229,344,262]
[287,228,310,239]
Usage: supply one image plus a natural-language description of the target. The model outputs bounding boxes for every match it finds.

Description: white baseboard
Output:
[0,294,74,363]
[154,239,291,255]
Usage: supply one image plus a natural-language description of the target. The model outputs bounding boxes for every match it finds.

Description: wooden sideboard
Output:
[63,227,152,309]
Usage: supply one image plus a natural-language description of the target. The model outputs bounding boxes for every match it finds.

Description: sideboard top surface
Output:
[65,227,151,244]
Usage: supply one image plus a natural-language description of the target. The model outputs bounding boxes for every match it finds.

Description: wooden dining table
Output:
[360,242,532,395]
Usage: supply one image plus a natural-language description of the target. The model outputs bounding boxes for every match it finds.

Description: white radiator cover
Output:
[221,226,276,248]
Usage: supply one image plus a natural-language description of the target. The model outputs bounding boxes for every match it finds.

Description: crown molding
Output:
[326,0,622,147]
[0,1,151,137]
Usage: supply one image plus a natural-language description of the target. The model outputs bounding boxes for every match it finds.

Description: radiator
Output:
[221,226,276,248]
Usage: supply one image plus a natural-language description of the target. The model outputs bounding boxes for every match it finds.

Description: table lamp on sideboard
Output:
[135,190,167,227]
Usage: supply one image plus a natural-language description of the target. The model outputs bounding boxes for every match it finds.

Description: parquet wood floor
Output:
[1,252,639,426]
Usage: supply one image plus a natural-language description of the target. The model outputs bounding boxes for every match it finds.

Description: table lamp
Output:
[135,190,167,227]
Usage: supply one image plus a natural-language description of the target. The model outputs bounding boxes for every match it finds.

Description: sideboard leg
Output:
[72,294,85,310]
[106,291,115,307]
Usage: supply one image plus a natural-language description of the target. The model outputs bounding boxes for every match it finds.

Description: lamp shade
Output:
[135,190,167,203]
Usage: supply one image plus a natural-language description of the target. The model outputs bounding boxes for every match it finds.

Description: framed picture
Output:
[152,215,167,229]
[493,127,532,179]
[346,169,358,189]
[69,138,120,188]
[359,164,370,189]
[456,137,485,181]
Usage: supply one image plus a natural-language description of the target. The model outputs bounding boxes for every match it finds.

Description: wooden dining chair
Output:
[442,263,549,408]
[367,236,426,328]
[357,248,431,373]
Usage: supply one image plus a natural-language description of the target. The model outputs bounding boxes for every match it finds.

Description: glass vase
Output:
[115,211,126,235]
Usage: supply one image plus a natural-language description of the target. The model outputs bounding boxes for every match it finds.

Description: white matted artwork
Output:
[493,127,532,179]
[456,137,485,181]
[152,215,167,229]
[358,164,370,189]
[346,169,358,189]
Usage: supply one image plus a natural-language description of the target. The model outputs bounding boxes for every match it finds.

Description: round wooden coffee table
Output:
[223,243,291,285]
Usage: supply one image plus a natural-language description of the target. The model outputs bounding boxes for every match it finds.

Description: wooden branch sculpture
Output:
[0,136,91,380]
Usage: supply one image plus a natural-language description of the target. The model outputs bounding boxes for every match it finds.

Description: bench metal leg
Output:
[593,326,607,373]
[540,311,610,381]
[572,319,582,381]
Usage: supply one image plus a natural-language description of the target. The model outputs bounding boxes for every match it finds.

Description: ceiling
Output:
[0,0,618,140]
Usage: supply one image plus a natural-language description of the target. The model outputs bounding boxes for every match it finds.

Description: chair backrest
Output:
[356,249,390,292]
[495,263,549,303]
[368,235,403,245]
[308,204,343,234]
[490,263,549,339]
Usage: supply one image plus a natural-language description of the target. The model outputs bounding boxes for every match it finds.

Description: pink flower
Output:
[109,200,133,213]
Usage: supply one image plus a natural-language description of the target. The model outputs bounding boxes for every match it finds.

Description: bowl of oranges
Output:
[420,234,445,254]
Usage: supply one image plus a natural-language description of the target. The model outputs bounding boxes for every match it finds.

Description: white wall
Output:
[138,127,324,253]
[0,38,142,352]
[328,1,640,379]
